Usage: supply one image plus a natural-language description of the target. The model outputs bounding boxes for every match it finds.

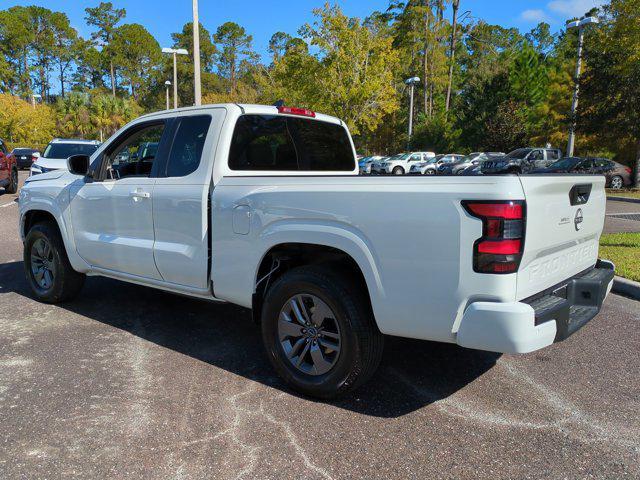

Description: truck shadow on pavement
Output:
[0,260,500,418]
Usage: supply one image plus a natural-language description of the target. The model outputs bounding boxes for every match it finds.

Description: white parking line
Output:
[606,212,640,216]
[0,201,16,208]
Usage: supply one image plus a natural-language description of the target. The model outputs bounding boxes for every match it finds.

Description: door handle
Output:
[130,189,151,200]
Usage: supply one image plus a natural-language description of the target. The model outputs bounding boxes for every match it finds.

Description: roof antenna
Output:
[273,99,285,108]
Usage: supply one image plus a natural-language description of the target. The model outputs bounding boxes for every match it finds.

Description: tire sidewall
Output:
[393,167,404,175]
[262,272,363,397]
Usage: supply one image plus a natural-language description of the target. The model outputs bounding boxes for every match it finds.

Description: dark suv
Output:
[481,148,562,174]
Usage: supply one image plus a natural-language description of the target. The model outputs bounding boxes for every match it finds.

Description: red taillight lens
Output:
[464,202,523,219]
[625,166,632,174]
[277,106,316,118]
[463,200,526,274]
[477,239,522,255]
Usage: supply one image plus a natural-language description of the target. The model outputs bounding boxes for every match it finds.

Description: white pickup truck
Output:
[19,104,614,399]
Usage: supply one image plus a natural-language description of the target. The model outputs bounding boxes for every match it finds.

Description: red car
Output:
[0,138,18,194]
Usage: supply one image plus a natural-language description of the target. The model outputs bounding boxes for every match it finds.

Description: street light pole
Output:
[405,76,420,149]
[162,47,189,109]
[566,16,599,157]
[192,0,202,106]
[165,81,171,110]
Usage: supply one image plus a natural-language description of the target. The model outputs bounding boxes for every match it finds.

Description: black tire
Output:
[6,168,18,194]
[425,169,435,175]
[261,265,384,399]
[24,221,85,303]
[392,166,404,175]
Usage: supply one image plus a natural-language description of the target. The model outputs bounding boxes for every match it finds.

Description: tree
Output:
[261,4,400,136]
[213,22,256,93]
[0,93,56,148]
[484,100,529,152]
[26,6,56,100]
[85,2,126,96]
[50,12,81,97]
[109,24,161,100]
[0,7,34,96]
[580,0,640,186]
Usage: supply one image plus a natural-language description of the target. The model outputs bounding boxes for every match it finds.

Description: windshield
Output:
[43,142,98,159]
[548,157,581,170]
[388,153,411,161]
[506,148,531,159]
[13,148,35,155]
[454,154,476,164]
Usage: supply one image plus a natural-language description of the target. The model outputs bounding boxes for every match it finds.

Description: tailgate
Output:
[516,175,606,300]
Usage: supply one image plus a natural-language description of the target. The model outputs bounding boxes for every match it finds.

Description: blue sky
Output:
[0,0,606,60]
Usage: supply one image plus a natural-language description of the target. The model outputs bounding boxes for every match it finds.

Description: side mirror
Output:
[67,154,90,176]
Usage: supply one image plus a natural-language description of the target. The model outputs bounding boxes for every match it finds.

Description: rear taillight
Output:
[625,166,632,174]
[462,200,526,274]
[277,106,316,118]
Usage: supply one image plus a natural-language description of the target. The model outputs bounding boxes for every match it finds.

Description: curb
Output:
[612,276,640,301]
[607,196,640,204]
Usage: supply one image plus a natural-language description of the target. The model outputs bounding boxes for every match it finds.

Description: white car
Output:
[30,139,100,176]
[372,151,436,175]
[19,103,613,399]
[409,154,464,175]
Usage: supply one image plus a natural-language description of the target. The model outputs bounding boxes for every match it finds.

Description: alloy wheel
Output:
[30,238,56,291]
[278,294,342,376]
[611,176,623,189]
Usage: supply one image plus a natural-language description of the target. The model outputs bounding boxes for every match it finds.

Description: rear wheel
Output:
[392,166,404,175]
[425,169,435,175]
[24,221,85,303]
[5,168,17,194]
[610,175,624,190]
[261,265,384,399]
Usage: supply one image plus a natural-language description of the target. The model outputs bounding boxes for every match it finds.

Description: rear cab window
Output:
[228,114,355,172]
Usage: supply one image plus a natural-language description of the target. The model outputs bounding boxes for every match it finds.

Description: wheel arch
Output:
[20,206,89,273]
[251,238,383,326]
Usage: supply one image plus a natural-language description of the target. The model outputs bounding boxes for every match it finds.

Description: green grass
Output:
[607,189,640,199]
[600,233,640,282]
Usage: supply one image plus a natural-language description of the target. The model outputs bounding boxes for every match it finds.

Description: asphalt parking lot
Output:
[1,171,639,479]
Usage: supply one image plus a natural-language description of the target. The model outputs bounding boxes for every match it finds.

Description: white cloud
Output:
[520,9,550,22]
[547,0,606,17]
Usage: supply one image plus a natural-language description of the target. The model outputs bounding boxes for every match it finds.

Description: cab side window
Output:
[165,115,212,177]
[530,150,544,161]
[104,123,165,180]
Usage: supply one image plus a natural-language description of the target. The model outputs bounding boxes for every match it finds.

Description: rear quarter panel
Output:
[212,175,526,343]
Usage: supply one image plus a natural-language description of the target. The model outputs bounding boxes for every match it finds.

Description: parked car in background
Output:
[31,139,100,176]
[372,151,436,175]
[409,153,463,175]
[532,157,633,189]
[439,152,504,175]
[481,147,562,174]
[19,103,613,399]
[595,159,633,189]
[11,148,40,170]
[359,155,385,175]
[0,138,18,193]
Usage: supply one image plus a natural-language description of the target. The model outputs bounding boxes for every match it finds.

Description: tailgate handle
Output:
[569,184,592,206]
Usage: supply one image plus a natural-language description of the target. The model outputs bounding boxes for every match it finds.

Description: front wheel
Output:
[392,166,404,175]
[5,168,17,194]
[24,222,85,303]
[261,265,384,399]
[424,169,435,175]
[610,175,624,190]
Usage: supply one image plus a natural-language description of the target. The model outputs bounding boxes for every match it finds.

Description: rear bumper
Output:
[456,260,615,354]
